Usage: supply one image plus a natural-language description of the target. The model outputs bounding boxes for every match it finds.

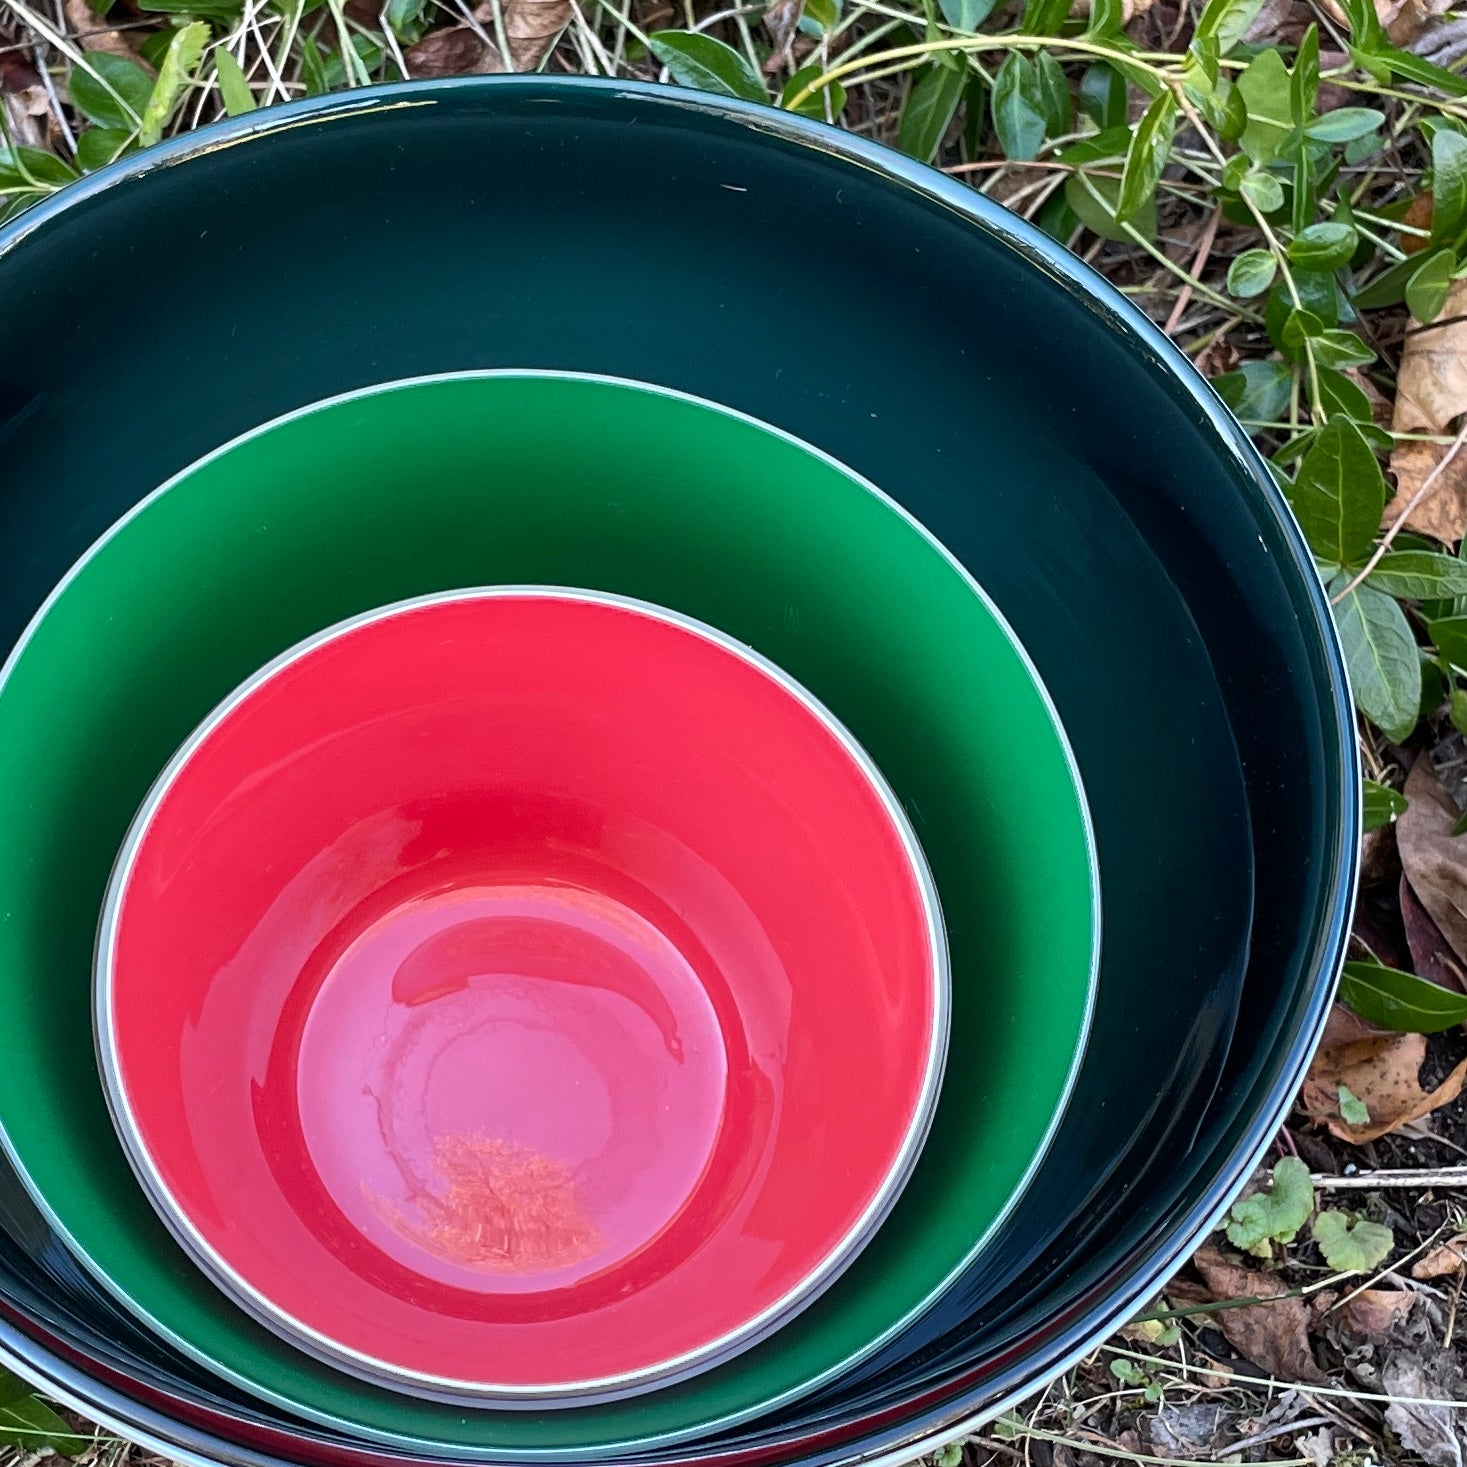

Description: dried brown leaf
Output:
[64,0,146,60]
[1335,1288,1416,1342]
[1192,1247,1328,1384]
[1387,0,1454,44]
[1384,1355,1466,1467]
[1387,278,1467,543]
[1401,871,1467,991]
[1398,759,1467,964]
[404,23,500,76]
[763,0,802,65]
[1300,1003,1467,1141]
[1413,1232,1467,1279]
[486,0,571,71]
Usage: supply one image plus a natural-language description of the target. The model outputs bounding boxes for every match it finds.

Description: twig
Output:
[1225,1415,1334,1454]
[1164,204,1221,337]
[1332,417,1467,604]
[1311,1166,1467,1190]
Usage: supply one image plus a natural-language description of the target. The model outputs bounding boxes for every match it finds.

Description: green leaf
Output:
[1331,573,1421,741]
[74,126,132,172]
[298,34,328,95]
[991,53,1046,162]
[1305,106,1385,142]
[1289,221,1357,271]
[1084,0,1123,36]
[1312,1210,1394,1272]
[213,47,256,114]
[1431,126,1467,246]
[1368,550,1467,599]
[938,0,995,27]
[1020,0,1070,34]
[1034,50,1071,137]
[1430,612,1467,671]
[1225,1156,1314,1257]
[1117,89,1175,226]
[0,1370,81,1453]
[1403,249,1455,324]
[1240,166,1285,213]
[0,145,77,190]
[1290,415,1385,564]
[1064,169,1156,241]
[1338,0,1384,46]
[1228,247,1277,297]
[897,62,965,161]
[1341,959,1467,1032]
[139,21,209,146]
[1383,45,1467,97]
[1337,1083,1371,1126]
[1316,366,1373,424]
[934,1442,964,1467]
[69,51,152,130]
[1237,49,1295,164]
[1311,329,1375,369]
[801,0,841,33]
[1363,778,1408,830]
[1214,359,1292,422]
[648,31,766,103]
[1079,63,1127,129]
[139,0,241,18]
[781,64,846,118]
[1291,23,1319,120]
[1193,0,1266,53]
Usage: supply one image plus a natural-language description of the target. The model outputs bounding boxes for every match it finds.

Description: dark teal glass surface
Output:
[0,77,1354,1467]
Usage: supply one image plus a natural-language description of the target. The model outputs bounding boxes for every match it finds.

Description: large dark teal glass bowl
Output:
[0,75,1354,1467]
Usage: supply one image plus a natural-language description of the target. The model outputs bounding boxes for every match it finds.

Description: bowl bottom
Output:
[293,876,731,1293]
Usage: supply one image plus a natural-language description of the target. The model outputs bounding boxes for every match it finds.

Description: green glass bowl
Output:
[0,371,1098,1455]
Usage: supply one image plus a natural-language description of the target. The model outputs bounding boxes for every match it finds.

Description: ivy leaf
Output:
[214,47,256,115]
[1289,416,1384,565]
[1331,574,1421,741]
[898,62,965,161]
[1312,1211,1394,1272]
[648,31,766,102]
[1117,90,1176,226]
[1305,106,1385,142]
[1341,959,1467,1032]
[1193,0,1267,53]
[1337,1084,1371,1126]
[1288,221,1357,271]
[1214,359,1292,422]
[1228,248,1277,297]
[1034,51,1071,137]
[74,126,132,172]
[1237,49,1295,165]
[1064,169,1156,241]
[1362,779,1408,832]
[139,21,209,146]
[1368,549,1467,599]
[1316,366,1374,425]
[1079,63,1127,129]
[1430,126,1467,245]
[1311,329,1375,369]
[991,53,1046,161]
[1225,1156,1314,1257]
[68,51,151,130]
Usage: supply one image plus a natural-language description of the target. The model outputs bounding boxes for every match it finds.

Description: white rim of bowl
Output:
[93,583,952,1406]
[0,368,1101,1442]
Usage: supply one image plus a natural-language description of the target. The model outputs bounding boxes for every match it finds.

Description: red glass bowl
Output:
[96,588,947,1406]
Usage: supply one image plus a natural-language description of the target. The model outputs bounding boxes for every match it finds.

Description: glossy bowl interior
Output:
[0,371,1097,1452]
[0,75,1352,1467]
[99,586,948,1406]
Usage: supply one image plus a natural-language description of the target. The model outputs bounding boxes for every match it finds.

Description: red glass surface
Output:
[102,592,942,1398]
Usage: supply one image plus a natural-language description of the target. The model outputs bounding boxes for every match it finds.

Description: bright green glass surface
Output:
[0,373,1096,1456]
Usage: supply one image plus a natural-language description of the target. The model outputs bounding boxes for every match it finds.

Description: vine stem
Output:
[1331,417,1467,603]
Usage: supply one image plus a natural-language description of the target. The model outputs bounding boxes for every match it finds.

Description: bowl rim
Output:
[92,583,956,1406]
[0,72,1353,1467]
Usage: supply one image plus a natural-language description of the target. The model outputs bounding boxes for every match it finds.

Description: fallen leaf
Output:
[404,22,500,76]
[1386,0,1453,43]
[1385,1354,1466,1467]
[1147,1404,1231,1459]
[1387,278,1467,543]
[1241,0,1299,44]
[1335,1288,1416,1341]
[1397,759,1467,965]
[1401,871,1467,991]
[63,0,145,60]
[1192,1247,1328,1384]
[404,0,569,76]
[1413,1232,1467,1279]
[763,0,802,66]
[1299,1004,1467,1141]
